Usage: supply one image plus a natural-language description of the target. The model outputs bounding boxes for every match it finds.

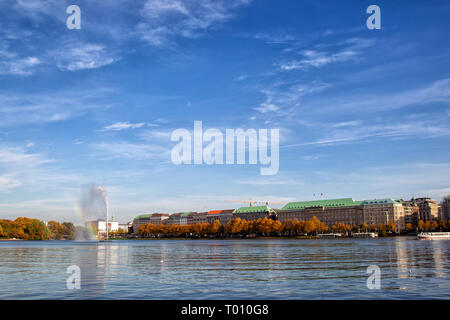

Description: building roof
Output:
[362,199,402,205]
[135,213,169,219]
[281,198,362,211]
[208,209,235,215]
[135,214,154,219]
[233,205,274,214]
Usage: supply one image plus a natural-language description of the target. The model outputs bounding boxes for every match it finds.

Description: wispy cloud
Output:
[0,88,115,126]
[102,122,145,131]
[253,32,296,44]
[0,56,41,75]
[311,78,450,115]
[93,142,170,161]
[54,43,119,71]
[280,37,374,71]
[280,49,358,71]
[283,118,450,148]
[253,82,331,116]
[0,144,79,192]
[137,0,252,46]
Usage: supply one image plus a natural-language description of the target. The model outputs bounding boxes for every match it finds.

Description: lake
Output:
[0,237,449,299]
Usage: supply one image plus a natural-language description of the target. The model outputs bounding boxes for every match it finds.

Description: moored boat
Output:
[317,233,343,238]
[352,232,378,238]
[417,232,450,240]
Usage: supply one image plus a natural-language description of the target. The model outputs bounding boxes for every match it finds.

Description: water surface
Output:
[0,237,449,299]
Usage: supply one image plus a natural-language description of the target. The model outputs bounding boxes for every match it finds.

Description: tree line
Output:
[0,218,75,240]
[409,219,450,232]
[137,216,409,238]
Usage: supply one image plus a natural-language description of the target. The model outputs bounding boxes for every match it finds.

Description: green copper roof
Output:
[135,213,154,219]
[233,205,274,213]
[362,199,402,205]
[181,212,192,217]
[281,198,362,211]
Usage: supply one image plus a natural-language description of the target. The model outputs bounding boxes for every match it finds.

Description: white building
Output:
[86,220,119,235]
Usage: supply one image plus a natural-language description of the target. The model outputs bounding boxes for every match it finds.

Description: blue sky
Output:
[0,0,449,224]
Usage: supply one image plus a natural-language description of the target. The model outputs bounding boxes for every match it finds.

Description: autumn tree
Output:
[431,221,439,231]
[418,220,425,231]
[387,221,396,233]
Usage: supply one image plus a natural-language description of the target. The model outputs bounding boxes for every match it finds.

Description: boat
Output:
[417,232,450,240]
[317,233,343,238]
[352,232,378,238]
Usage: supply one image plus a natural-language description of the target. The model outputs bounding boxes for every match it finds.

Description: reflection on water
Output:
[0,237,449,299]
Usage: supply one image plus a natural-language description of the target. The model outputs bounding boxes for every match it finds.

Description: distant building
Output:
[86,219,119,236]
[440,196,450,222]
[118,223,131,233]
[191,212,209,224]
[401,198,419,226]
[278,198,364,227]
[180,212,196,225]
[415,197,439,222]
[278,198,406,231]
[164,212,184,225]
[362,199,405,231]
[133,213,169,233]
[232,205,276,221]
[206,209,235,225]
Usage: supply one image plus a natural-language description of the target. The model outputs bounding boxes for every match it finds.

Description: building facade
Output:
[206,209,235,225]
[164,212,183,225]
[86,219,119,236]
[415,197,439,222]
[439,196,450,222]
[278,198,364,227]
[401,199,419,226]
[232,205,277,221]
[278,198,406,231]
[133,213,169,233]
[192,212,209,224]
[362,199,405,231]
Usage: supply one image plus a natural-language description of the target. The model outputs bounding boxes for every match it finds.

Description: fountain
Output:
[77,184,110,241]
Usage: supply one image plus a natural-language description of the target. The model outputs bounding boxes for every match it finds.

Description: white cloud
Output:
[54,43,119,71]
[283,118,450,148]
[312,78,450,115]
[0,56,41,75]
[137,0,252,46]
[253,32,296,44]
[0,145,79,193]
[331,121,361,128]
[0,88,114,126]
[279,37,375,71]
[280,49,358,71]
[254,102,279,113]
[253,82,331,116]
[102,122,145,131]
[0,146,54,167]
[0,175,22,191]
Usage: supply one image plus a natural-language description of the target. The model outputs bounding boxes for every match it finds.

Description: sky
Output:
[0,0,449,224]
